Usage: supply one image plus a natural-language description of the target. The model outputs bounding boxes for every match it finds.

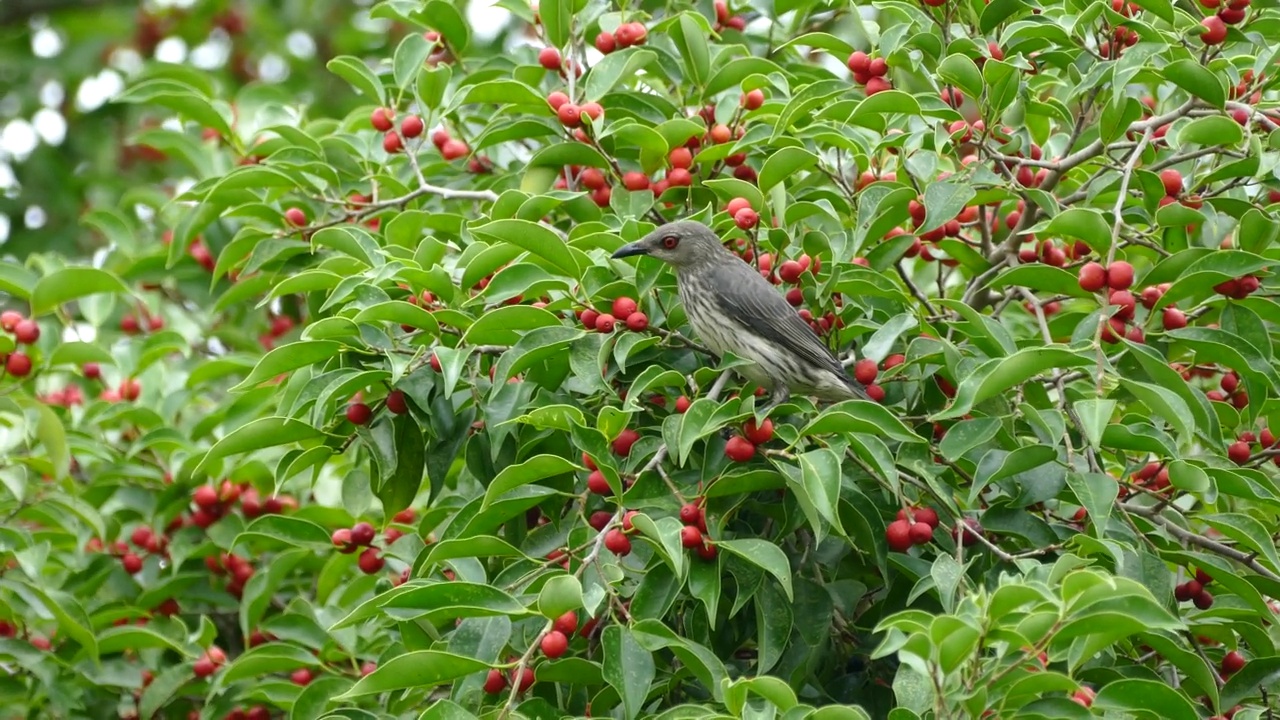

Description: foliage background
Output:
[3,0,1280,719]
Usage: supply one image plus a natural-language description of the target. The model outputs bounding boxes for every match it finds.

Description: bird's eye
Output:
[662,236,679,249]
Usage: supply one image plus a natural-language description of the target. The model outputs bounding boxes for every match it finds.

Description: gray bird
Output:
[612,220,868,406]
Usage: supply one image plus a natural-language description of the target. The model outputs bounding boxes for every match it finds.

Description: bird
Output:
[611,220,869,407]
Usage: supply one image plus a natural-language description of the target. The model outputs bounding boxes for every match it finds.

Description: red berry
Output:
[557,103,582,127]
[357,547,385,574]
[385,390,408,414]
[193,657,217,677]
[612,297,637,318]
[734,208,759,230]
[588,510,612,531]
[285,208,307,227]
[346,402,373,425]
[612,428,640,456]
[547,91,570,110]
[383,131,403,154]
[370,107,394,131]
[913,507,940,528]
[1229,441,1251,465]
[1162,307,1187,330]
[13,320,38,344]
[1078,262,1107,292]
[1197,568,1214,585]
[291,668,314,686]
[908,521,934,545]
[440,139,469,160]
[622,172,650,191]
[594,313,615,333]
[5,352,31,377]
[725,436,755,462]
[538,47,562,70]
[587,470,611,495]
[594,32,616,54]
[604,529,631,555]
[1159,169,1183,197]
[885,519,912,552]
[553,611,578,635]
[742,89,765,110]
[1200,15,1227,44]
[193,484,219,509]
[1107,261,1135,290]
[83,362,101,379]
[667,168,693,186]
[853,359,878,385]
[400,115,424,139]
[1195,590,1215,609]
[680,525,703,548]
[0,310,22,332]
[625,312,648,331]
[350,522,376,546]
[483,669,507,694]
[122,553,143,573]
[540,630,569,658]
[743,418,774,445]
[331,528,356,553]
[779,260,804,283]
[679,503,702,525]
[1223,650,1246,674]
[675,396,691,413]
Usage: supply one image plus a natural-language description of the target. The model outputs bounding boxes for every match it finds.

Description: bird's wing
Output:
[704,259,855,381]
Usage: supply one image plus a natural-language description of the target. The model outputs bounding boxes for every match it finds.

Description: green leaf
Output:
[1066,472,1117,532]
[483,454,578,508]
[0,580,96,659]
[14,396,70,480]
[670,13,711,87]
[461,305,562,346]
[327,56,385,104]
[939,418,1001,461]
[802,401,925,444]
[219,644,321,684]
[1177,116,1244,147]
[195,417,327,474]
[418,0,470,51]
[920,181,976,234]
[1072,398,1115,450]
[537,575,584,619]
[331,581,529,629]
[1164,59,1225,110]
[1201,513,1280,574]
[934,347,1094,420]
[718,539,793,600]
[1221,656,1280,708]
[1093,678,1199,720]
[603,625,657,720]
[352,301,441,335]
[235,514,333,551]
[937,54,984,101]
[538,0,571,48]
[29,267,130,316]
[988,265,1093,299]
[758,147,819,193]
[1038,208,1112,257]
[586,49,658,99]
[0,261,38,300]
[392,32,433,88]
[337,651,490,698]
[471,219,580,279]
[451,80,552,114]
[230,341,345,392]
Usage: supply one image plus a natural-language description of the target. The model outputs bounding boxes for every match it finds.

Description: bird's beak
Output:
[611,241,650,259]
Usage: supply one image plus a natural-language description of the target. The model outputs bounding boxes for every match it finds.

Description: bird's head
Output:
[611,221,727,269]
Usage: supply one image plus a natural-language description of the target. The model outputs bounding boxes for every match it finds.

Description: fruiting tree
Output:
[4,0,1280,717]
